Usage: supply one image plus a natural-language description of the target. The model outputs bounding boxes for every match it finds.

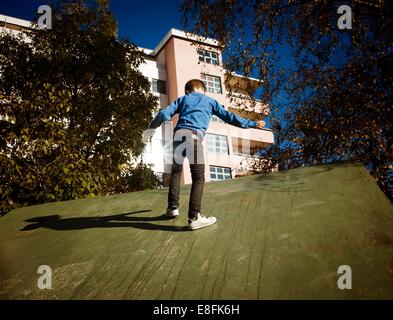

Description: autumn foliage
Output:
[181,0,393,199]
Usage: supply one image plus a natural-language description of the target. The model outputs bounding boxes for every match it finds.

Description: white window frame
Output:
[201,73,222,94]
[209,166,232,181]
[207,133,229,154]
[198,49,219,65]
[152,78,167,94]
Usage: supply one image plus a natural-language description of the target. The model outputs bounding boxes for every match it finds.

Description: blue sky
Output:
[0,0,184,49]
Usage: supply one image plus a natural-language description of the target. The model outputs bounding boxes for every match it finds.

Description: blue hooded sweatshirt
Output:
[148,92,257,134]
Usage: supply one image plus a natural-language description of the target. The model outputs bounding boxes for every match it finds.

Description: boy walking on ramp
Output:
[145,79,265,230]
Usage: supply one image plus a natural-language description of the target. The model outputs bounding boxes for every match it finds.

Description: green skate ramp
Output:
[1,161,393,299]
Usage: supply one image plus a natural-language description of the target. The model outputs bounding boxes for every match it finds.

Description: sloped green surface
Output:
[0,161,392,299]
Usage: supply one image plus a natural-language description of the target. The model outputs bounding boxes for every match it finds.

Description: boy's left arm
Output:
[212,100,265,129]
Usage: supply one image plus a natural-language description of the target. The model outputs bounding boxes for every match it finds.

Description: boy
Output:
[145,79,265,230]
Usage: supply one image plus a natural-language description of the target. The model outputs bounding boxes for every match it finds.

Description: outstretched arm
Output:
[212,100,265,129]
[148,96,183,129]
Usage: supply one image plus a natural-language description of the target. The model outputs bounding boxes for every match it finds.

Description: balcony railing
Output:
[230,127,274,144]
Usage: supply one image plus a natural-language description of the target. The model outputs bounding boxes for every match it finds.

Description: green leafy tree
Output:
[0,0,158,214]
[180,0,393,199]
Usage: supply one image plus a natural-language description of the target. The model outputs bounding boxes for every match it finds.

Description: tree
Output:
[114,162,161,193]
[0,0,158,215]
[180,0,393,199]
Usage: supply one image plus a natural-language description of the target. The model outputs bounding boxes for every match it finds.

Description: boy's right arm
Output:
[142,97,182,143]
[148,96,183,129]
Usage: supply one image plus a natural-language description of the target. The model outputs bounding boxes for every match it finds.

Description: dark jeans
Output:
[168,129,205,219]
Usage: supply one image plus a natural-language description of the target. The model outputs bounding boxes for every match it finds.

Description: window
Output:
[207,134,229,154]
[198,49,219,65]
[210,166,232,181]
[211,115,226,124]
[201,74,222,94]
[152,79,167,94]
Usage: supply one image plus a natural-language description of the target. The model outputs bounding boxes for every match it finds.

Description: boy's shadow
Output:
[20,210,189,232]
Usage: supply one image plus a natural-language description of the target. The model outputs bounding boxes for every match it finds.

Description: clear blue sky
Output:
[0,0,184,49]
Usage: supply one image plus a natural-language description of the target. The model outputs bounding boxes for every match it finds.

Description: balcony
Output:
[224,71,270,117]
[230,126,274,144]
[227,93,270,117]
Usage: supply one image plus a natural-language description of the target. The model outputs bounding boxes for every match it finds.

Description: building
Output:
[139,29,274,184]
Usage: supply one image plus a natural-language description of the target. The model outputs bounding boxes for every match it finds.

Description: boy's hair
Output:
[184,79,206,94]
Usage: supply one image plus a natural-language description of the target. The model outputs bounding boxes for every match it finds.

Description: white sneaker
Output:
[188,213,217,230]
[166,207,179,218]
